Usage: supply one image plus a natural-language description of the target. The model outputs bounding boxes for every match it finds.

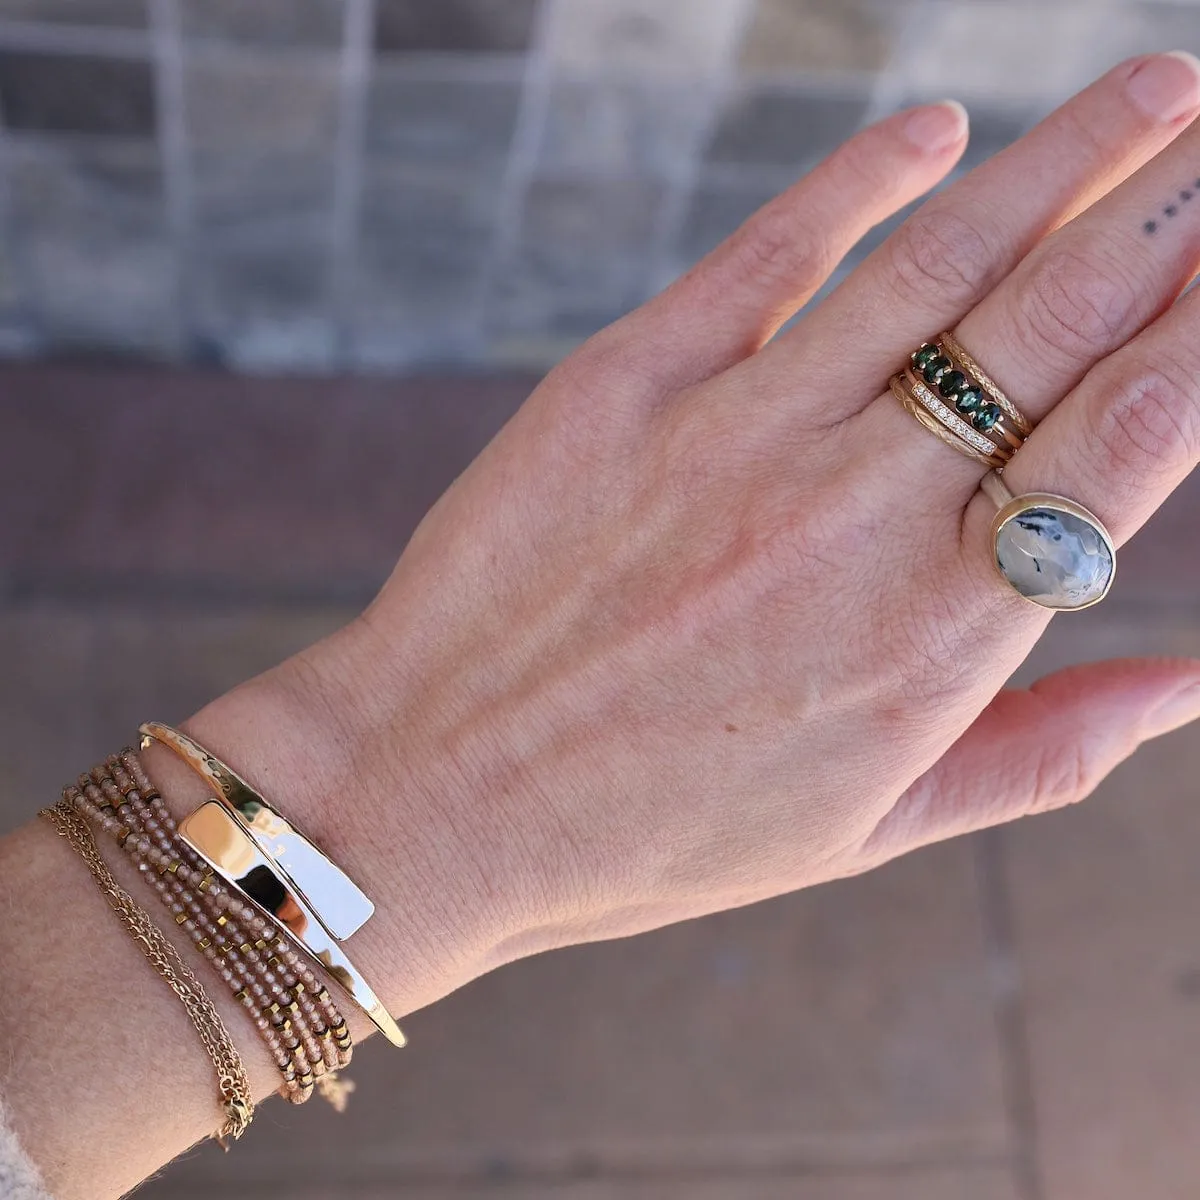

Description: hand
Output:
[196,53,1200,1009]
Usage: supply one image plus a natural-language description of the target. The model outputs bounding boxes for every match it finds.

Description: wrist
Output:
[166,617,544,1027]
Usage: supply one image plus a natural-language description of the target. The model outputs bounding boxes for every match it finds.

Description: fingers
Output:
[756,53,1200,426]
[881,54,1200,499]
[861,657,1200,859]
[585,102,968,394]
[966,276,1200,554]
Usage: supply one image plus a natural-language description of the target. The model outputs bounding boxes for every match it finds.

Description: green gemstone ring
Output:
[899,332,1033,466]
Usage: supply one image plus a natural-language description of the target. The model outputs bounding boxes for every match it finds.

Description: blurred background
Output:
[3,1,1200,1198]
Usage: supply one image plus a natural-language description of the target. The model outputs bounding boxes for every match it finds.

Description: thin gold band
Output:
[940,331,1032,434]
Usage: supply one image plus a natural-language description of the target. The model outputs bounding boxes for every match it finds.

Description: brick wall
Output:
[0,0,1196,372]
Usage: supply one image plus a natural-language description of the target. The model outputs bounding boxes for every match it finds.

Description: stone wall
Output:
[0,0,1195,372]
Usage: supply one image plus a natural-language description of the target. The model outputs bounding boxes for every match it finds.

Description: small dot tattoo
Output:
[1165,204,1179,217]
[1145,219,1159,234]
[1184,190,1195,202]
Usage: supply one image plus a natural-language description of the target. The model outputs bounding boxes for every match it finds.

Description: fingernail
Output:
[903,100,969,153]
[1128,50,1200,122]
[1146,679,1200,738]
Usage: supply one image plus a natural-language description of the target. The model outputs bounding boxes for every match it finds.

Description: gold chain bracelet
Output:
[41,798,254,1146]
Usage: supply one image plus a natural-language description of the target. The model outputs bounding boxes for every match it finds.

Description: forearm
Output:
[0,623,514,1200]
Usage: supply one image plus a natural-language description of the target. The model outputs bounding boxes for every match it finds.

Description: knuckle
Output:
[729,204,835,298]
[1018,246,1138,363]
[886,205,996,304]
[1093,357,1200,479]
[1029,736,1094,814]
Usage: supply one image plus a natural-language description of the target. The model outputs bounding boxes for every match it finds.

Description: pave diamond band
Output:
[889,375,1006,467]
[908,373,1006,457]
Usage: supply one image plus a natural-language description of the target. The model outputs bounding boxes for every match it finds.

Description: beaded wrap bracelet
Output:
[66,751,355,1109]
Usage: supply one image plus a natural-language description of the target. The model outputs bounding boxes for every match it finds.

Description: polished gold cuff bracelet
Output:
[139,722,407,1048]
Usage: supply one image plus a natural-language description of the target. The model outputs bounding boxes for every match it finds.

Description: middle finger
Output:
[860,64,1200,496]
[752,52,1200,428]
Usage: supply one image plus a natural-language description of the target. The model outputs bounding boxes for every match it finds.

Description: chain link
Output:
[41,799,255,1145]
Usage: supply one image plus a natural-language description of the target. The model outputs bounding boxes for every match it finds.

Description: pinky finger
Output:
[860,657,1200,860]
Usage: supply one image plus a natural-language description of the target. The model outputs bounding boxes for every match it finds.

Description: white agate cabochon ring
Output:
[989,490,1116,611]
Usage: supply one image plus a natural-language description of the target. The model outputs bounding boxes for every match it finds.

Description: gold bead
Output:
[175,912,189,925]
[216,914,228,926]
[197,937,211,950]
[239,943,252,954]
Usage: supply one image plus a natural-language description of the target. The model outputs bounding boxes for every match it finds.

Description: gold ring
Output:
[892,332,1032,464]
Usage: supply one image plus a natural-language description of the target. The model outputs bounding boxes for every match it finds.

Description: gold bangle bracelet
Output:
[140,722,373,939]
[140,723,407,1049]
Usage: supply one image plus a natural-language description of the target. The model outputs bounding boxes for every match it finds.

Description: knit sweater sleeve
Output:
[0,1093,51,1200]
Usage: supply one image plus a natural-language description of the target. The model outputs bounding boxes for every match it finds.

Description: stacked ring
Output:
[890,331,1032,465]
[891,333,1116,611]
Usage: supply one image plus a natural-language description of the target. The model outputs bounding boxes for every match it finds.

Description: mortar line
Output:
[861,0,933,127]
[330,0,374,367]
[973,829,1044,1200]
[116,1147,1020,1196]
[0,81,39,350]
[645,0,757,300]
[467,0,556,343]
[148,0,194,351]
[0,17,150,57]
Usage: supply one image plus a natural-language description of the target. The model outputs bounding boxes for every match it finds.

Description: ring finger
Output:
[964,277,1200,591]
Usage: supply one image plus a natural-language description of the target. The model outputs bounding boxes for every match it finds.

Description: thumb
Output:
[863,657,1200,859]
